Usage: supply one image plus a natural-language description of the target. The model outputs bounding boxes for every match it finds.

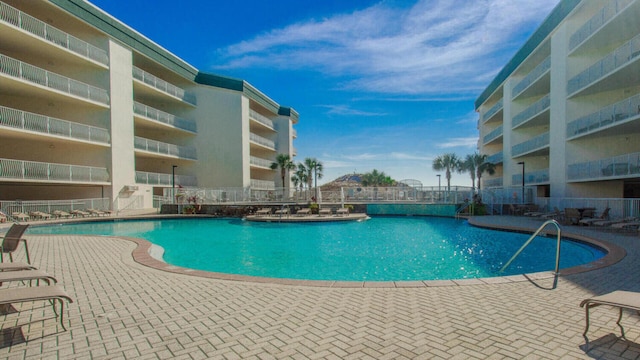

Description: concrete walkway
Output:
[0,216,639,359]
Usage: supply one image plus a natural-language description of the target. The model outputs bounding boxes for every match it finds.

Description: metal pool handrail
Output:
[500,219,562,275]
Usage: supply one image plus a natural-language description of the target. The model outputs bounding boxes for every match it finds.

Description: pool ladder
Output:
[500,219,562,275]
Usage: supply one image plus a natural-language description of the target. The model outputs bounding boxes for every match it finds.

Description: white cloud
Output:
[436,137,478,149]
[213,0,559,96]
[317,104,387,117]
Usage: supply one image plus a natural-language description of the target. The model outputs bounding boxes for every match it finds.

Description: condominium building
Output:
[0,0,298,209]
[476,0,640,199]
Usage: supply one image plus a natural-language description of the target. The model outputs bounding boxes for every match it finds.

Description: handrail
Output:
[455,202,473,219]
[500,219,562,275]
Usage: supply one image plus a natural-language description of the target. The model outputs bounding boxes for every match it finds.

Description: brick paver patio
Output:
[0,216,638,359]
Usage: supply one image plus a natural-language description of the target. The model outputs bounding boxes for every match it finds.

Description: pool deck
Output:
[1,215,639,358]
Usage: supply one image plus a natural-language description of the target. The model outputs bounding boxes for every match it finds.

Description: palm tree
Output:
[476,156,496,191]
[432,153,460,192]
[361,169,394,187]
[270,154,296,188]
[461,152,486,191]
[295,163,308,191]
[304,157,323,200]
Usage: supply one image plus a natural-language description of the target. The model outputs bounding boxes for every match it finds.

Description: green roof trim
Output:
[194,72,244,92]
[474,0,581,109]
[279,107,299,122]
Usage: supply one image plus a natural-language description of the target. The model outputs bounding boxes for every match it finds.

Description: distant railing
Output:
[567,32,640,95]
[482,99,503,122]
[486,151,503,165]
[132,67,196,105]
[250,179,275,190]
[512,168,550,186]
[567,93,640,137]
[134,136,197,160]
[0,54,110,105]
[536,197,640,220]
[483,125,503,144]
[568,151,640,181]
[0,105,110,144]
[569,0,634,51]
[512,94,550,129]
[250,156,274,168]
[0,1,109,65]
[0,198,111,215]
[249,109,274,129]
[249,133,275,149]
[135,171,197,187]
[512,56,551,98]
[133,102,196,133]
[0,158,109,183]
[511,132,549,157]
[483,177,503,188]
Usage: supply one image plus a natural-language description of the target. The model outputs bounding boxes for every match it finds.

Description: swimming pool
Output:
[30,217,605,281]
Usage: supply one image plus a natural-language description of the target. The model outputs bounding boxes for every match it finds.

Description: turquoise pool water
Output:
[29,217,605,281]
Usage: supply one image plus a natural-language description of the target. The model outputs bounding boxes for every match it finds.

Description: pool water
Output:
[29,217,605,281]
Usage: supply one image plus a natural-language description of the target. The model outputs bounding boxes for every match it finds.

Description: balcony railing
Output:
[0,158,109,183]
[511,132,550,157]
[134,136,197,160]
[512,168,550,185]
[482,99,503,122]
[567,93,640,137]
[486,151,503,165]
[250,179,275,190]
[292,128,297,138]
[133,102,196,133]
[568,151,640,181]
[569,0,634,51]
[250,156,274,168]
[0,2,109,65]
[249,133,275,150]
[512,56,551,98]
[0,54,109,105]
[512,94,550,129]
[132,67,196,105]
[483,125,503,144]
[483,177,503,188]
[567,32,640,95]
[0,105,110,144]
[135,171,197,187]
[249,109,274,129]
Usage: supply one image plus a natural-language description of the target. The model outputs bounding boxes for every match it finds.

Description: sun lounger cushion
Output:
[0,262,37,271]
[0,285,73,330]
[0,270,56,285]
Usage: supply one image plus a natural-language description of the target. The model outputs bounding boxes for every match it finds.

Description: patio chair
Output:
[255,208,272,216]
[11,212,29,222]
[564,208,581,225]
[336,208,349,216]
[0,262,36,271]
[579,207,610,226]
[88,209,107,217]
[0,285,73,330]
[71,209,90,218]
[29,211,52,221]
[0,224,31,264]
[53,210,72,219]
[0,269,57,285]
[580,291,640,345]
[319,208,332,216]
[274,207,290,215]
[296,208,311,216]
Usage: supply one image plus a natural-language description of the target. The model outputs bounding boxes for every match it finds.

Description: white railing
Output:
[567,93,640,137]
[486,151,503,165]
[482,99,503,122]
[569,0,634,51]
[512,94,550,128]
[0,54,109,105]
[511,132,550,157]
[512,168,550,186]
[132,67,196,105]
[0,105,110,144]
[0,158,109,183]
[292,128,297,138]
[483,125,503,144]
[135,171,197,187]
[536,197,640,220]
[250,179,276,190]
[249,133,276,149]
[250,156,274,168]
[249,109,274,129]
[0,1,109,65]
[512,56,551,98]
[134,136,197,160]
[568,151,640,181]
[567,32,640,95]
[133,102,196,133]
[0,198,111,216]
[483,177,503,188]
[114,194,144,213]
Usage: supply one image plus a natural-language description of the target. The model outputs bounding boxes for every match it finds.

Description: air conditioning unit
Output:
[122,185,139,192]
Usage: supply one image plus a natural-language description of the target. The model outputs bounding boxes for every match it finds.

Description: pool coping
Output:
[106,216,626,288]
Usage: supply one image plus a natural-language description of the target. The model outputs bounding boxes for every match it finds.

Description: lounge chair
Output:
[255,208,272,216]
[296,208,311,216]
[0,269,57,285]
[0,285,73,330]
[53,210,72,219]
[71,209,90,218]
[274,208,290,215]
[319,208,332,216]
[29,211,52,220]
[11,212,29,222]
[579,207,610,226]
[0,211,6,223]
[336,208,349,216]
[0,224,31,264]
[88,209,107,217]
[0,262,37,271]
[593,217,637,227]
[580,291,640,345]
[564,208,581,225]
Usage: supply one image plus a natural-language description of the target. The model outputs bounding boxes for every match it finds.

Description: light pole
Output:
[437,174,441,202]
[172,164,177,203]
[517,161,525,203]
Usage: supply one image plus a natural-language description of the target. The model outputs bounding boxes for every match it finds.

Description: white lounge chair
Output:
[580,291,640,345]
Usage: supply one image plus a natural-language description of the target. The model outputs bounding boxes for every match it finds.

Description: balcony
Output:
[0,54,109,105]
[512,94,550,129]
[482,125,503,145]
[486,151,503,165]
[250,156,274,169]
[249,133,275,150]
[512,168,549,186]
[568,151,640,181]
[0,1,109,66]
[132,66,196,106]
[512,56,551,99]
[135,171,197,187]
[0,157,109,183]
[0,105,110,144]
[250,179,275,190]
[483,177,503,188]
[249,109,275,130]
[292,128,297,138]
[134,136,197,160]
[482,99,503,123]
[567,93,640,138]
[567,32,640,96]
[511,132,550,158]
[133,102,196,133]
[569,0,634,52]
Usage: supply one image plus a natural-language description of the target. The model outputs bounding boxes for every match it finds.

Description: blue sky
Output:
[90,0,559,186]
